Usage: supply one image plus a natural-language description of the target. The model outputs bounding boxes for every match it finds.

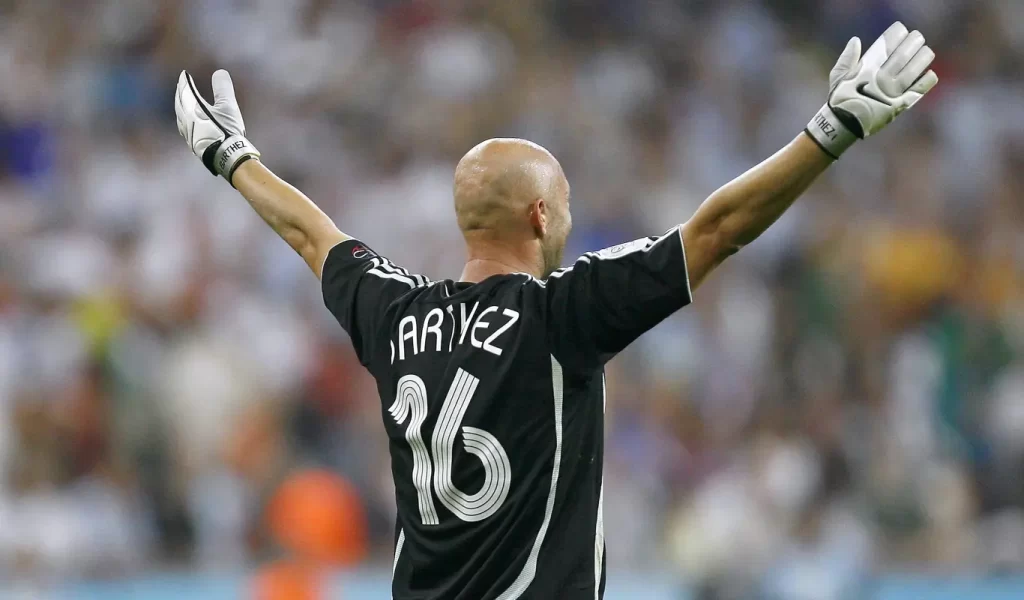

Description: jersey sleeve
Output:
[321,239,428,365]
[543,226,693,370]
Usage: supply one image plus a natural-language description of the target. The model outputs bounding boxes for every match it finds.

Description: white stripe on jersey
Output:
[594,375,606,597]
[595,476,605,599]
[368,257,431,288]
[375,257,430,287]
[368,267,417,287]
[392,528,406,599]
[393,528,405,574]
[495,355,565,600]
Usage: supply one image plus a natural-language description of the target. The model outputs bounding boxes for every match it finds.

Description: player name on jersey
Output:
[392,303,520,363]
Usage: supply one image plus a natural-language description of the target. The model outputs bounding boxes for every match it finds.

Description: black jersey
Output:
[321,228,692,600]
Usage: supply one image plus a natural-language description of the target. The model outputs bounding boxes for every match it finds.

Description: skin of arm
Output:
[231,160,349,278]
[229,133,829,284]
[681,133,833,290]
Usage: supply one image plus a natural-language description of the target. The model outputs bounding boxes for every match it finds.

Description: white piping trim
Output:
[594,376,606,598]
[495,355,564,600]
[675,225,693,301]
[393,528,405,574]
[595,476,605,599]
[391,528,406,599]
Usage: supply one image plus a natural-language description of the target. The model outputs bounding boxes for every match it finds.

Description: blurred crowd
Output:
[2,0,1024,597]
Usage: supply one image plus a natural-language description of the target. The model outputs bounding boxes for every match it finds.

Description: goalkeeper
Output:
[173,22,936,600]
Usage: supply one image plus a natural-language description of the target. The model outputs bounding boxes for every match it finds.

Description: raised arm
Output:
[174,70,347,278]
[682,135,830,289]
[231,161,348,276]
[682,22,938,290]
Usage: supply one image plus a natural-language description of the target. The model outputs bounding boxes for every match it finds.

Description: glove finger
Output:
[175,96,187,139]
[175,70,190,114]
[176,70,203,137]
[183,71,213,120]
[908,69,939,97]
[830,36,862,87]
[211,69,238,106]
[174,71,187,136]
[841,36,863,66]
[896,45,935,91]
[882,30,925,78]
[881,21,909,54]
[862,22,906,71]
[176,70,188,104]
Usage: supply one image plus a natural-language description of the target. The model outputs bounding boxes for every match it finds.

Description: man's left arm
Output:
[682,135,830,289]
[682,22,938,290]
[231,160,349,277]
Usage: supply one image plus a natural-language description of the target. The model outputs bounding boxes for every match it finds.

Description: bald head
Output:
[454,138,567,233]
[453,138,571,276]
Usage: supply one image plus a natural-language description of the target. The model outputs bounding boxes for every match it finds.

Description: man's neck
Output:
[459,239,542,283]
[460,258,539,283]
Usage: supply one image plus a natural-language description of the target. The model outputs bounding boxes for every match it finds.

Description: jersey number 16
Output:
[389,368,511,524]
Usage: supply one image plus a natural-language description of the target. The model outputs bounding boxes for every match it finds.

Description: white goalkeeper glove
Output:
[174,69,260,185]
[806,22,939,159]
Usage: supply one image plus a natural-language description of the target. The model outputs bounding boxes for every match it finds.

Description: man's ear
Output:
[528,198,547,237]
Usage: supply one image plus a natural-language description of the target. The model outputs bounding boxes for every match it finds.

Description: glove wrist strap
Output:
[804,104,858,159]
[209,135,260,185]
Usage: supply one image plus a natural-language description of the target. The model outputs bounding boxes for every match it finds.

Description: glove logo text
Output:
[812,113,838,141]
[219,140,248,172]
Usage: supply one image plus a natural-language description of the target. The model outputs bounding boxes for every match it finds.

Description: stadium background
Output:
[2,0,1024,598]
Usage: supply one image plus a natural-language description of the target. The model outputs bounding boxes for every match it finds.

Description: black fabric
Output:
[321,230,692,599]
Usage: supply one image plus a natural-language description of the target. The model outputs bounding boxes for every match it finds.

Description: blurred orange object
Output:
[266,469,369,566]
[251,560,323,600]
[863,226,964,319]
